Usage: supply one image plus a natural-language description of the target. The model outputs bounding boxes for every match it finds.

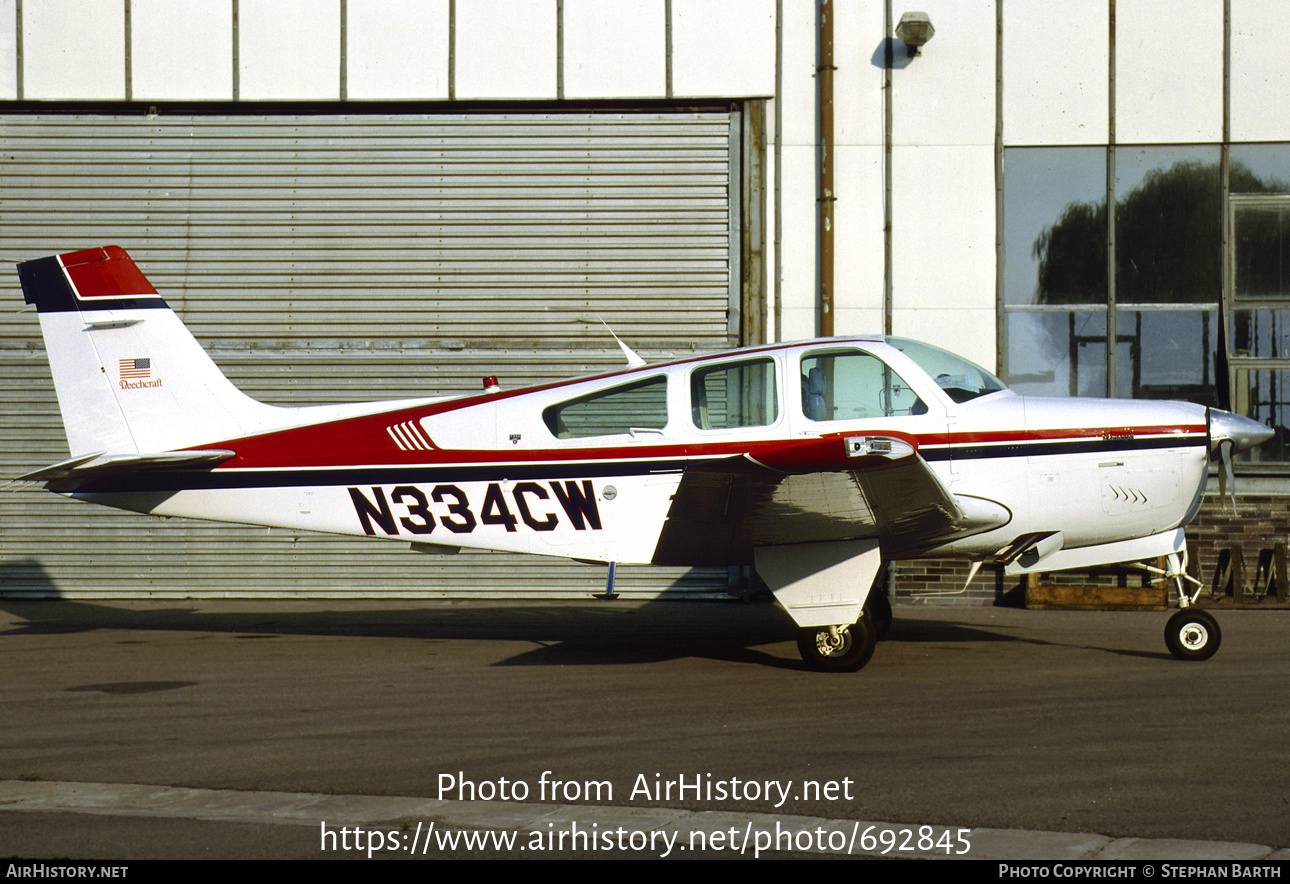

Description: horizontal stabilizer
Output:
[19,449,236,485]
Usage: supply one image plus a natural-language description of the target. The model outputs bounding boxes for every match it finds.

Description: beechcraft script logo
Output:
[118,357,162,389]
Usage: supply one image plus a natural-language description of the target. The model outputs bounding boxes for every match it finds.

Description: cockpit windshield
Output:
[887,337,1008,403]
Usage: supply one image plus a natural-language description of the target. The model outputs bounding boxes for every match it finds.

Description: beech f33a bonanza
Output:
[15,247,1273,671]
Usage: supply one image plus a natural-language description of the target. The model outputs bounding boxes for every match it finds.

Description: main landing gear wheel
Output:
[797,615,878,673]
[1165,608,1221,661]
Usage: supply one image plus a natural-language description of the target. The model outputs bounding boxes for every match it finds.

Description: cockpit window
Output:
[888,337,1007,403]
[692,358,778,430]
[800,350,925,420]
[544,377,668,438]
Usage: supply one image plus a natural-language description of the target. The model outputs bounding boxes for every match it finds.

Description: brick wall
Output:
[1186,493,1290,597]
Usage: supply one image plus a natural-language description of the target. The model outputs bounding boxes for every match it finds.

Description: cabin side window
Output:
[800,350,925,420]
[691,358,778,430]
[543,377,669,438]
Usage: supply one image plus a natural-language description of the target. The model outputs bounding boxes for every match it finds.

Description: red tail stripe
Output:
[60,246,159,299]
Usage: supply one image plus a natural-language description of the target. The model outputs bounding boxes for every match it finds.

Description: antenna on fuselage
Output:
[597,315,646,368]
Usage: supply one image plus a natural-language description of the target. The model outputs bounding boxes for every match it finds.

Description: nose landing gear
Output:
[1156,551,1222,661]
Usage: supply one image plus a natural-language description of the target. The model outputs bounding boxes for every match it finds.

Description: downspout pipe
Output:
[818,0,835,337]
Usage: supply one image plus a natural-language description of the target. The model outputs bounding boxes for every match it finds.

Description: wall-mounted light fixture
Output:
[895,12,935,57]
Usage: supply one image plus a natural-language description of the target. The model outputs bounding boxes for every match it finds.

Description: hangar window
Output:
[543,377,668,439]
[1002,144,1290,463]
[1003,146,1220,403]
[691,358,778,430]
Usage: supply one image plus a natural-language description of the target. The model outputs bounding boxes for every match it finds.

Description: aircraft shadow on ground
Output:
[0,585,1118,669]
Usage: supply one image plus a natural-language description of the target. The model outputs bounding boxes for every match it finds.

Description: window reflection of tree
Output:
[1029,160,1290,459]
[1033,162,1288,305]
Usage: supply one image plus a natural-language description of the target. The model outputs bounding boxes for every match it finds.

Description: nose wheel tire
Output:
[797,615,878,672]
[1165,608,1221,661]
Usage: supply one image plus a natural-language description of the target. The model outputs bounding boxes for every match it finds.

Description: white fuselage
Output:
[72,338,1212,569]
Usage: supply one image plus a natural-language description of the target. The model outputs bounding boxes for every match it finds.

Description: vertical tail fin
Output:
[18,246,281,456]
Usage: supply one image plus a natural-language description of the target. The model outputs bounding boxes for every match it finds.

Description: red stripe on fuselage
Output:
[189,389,1206,473]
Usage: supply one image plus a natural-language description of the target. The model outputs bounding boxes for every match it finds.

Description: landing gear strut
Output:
[796,614,878,672]
[1152,550,1222,661]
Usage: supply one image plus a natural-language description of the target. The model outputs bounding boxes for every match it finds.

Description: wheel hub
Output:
[1180,623,1208,650]
[817,626,850,655]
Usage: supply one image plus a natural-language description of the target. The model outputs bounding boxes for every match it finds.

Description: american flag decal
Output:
[119,357,151,379]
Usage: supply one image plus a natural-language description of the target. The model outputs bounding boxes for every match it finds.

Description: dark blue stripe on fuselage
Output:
[917,434,1205,462]
[60,433,1207,494]
[62,458,696,494]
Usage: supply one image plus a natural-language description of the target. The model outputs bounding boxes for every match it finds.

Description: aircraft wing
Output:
[17,450,236,489]
[652,437,1010,565]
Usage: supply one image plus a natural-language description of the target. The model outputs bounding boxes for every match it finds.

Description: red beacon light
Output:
[483,376,500,393]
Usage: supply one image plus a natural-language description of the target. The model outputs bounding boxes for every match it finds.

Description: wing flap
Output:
[652,446,1009,565]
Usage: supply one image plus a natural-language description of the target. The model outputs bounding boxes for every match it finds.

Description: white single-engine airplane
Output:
[15,246,1273,671]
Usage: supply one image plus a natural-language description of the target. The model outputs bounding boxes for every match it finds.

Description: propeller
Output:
[1207,407,1274,510]
[1208,307,1273,509]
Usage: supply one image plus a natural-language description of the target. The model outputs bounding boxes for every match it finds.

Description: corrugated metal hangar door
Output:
[0,109,746,599]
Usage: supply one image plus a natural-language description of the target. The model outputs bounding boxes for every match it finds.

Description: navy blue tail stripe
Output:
[17,256,167,314]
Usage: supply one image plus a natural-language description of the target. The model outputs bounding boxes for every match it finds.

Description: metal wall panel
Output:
[0,110,740,599]
[1115,0,1223,145]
